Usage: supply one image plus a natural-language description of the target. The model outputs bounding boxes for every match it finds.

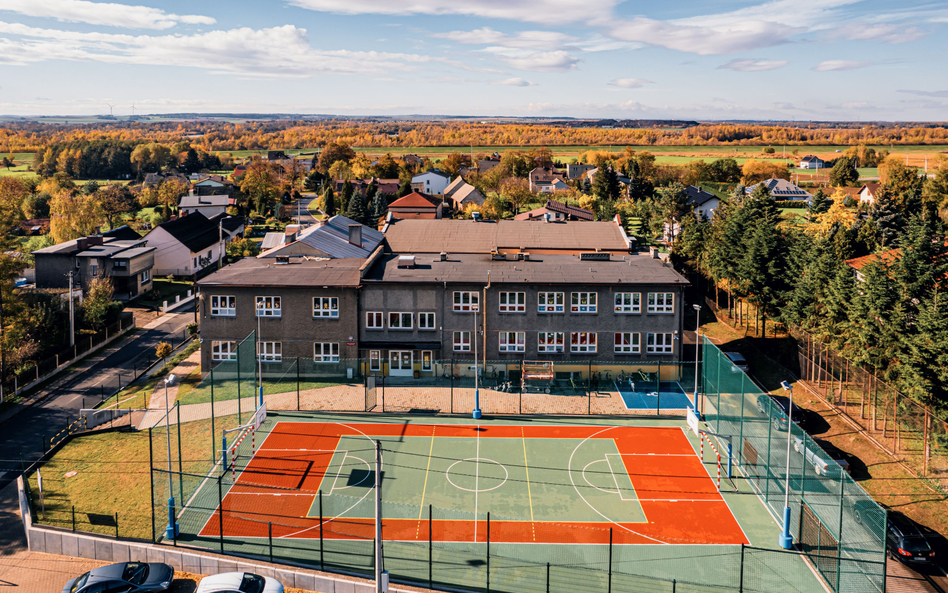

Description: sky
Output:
[1,0,947,120]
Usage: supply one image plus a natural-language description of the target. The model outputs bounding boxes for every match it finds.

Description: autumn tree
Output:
[98,184,136,230]
[317,143,356,174]
[741,159,790,184]
[157,179,189,218]
[81,276,116,331]
[499,177,533,215]
[829,156,859,187]
[49,190,103,242]
[239,161,279,216]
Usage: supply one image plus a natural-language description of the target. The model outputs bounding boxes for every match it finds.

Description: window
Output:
[314,342,340,363]
[210,295,236,317]
[366,311,383,329]
[312,297,339,318]
[257,341,282,362]
[370,350,381,372]
[570,332,597,353]
[140,269,150,283]
[453,291,479,312]
[499,331,525,352]
[646,333,674,354]
[192,257,197,269]
[112,260,127,270]
[538,292,564,313]
[615,333,641,354]
[91,264,98,277]
[255,296,281,317]
[422,351,432,371]
[388,312,413,329]
[211,341,237,361]
[453,331,471,352]
[538,332,564,353]
[499,292,526,313]
[571,292,597,313]
[614,292,641,314]
[647,292,675,314]
[418,312,436,330]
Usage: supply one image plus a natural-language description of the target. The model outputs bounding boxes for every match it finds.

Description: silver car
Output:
[63,562,173,593]
[196,572,284,593]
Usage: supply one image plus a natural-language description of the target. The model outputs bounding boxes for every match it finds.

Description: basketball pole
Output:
[473,304,482,420]
[375,439,387,592]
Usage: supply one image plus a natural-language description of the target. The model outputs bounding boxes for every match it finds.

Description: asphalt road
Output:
[292,193,320,227]
[0,305,194,490]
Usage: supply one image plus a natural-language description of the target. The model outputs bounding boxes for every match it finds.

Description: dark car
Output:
[756,394,805,431]
[63,562,173,593]
[887,513,936,564]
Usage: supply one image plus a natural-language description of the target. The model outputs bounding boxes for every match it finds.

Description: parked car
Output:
[756,394,804,431]
[724,351,749,373]
[793,437,849,476]
[887,513,936,564]
[196,572,284,593]
[64,562,173,593]
[852,499,887,530]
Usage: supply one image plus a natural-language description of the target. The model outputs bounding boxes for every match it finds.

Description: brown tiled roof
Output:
[389,192,440,209]
[544,199,594,220]
[845,249,900,271]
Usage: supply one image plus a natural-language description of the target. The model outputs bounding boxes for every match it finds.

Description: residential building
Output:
[443,178,486,209]
[565,164,597,180]
[799,156,825,169]
[528,167,567,193]
[143,171,188,189]
[334,178,400,197]
[267,150,289,161]
[179,193,230,218]
[402,154,422,167]
[144,212,243,277]
[514,199,595,222]
[845,249,900,283]
[19,218,50,236]
[32,234,154,300]
[386,192,443,221]
[192,175,236,197]
[411,170,451,195]
[685,186,721,219]
[260,225,301,252]
[745,178,812,201]
[258,215,383,260]
[857,183,881,206]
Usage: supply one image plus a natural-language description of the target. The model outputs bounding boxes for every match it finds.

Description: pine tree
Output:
[397,179,412,197]
[844,261,897,368]
[345,183,367,223]
[829,156,859,187]
[902,289,948,404]
[592,166,620,202]
[869,188,904,248]
[369,190,387,226]
[322,185,336,217]
[341,181,356,217]
[808,189,830,222]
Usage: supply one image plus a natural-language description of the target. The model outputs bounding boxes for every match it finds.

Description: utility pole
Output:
[375,440,384,593]
[218,221,224,270]
[68,271,75,347]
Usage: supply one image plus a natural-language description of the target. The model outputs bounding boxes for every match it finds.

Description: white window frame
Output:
[646,333,675,354]
[366,311,383,329]
[388,312,413,330]
[498,292,526,313]
[499,331,526,353]
[313,297,339,318]
[570,332,598,353]
[140,269,151,283]
[647,292,675,314]
[369,350,381,372]
[614,332,641,354]
[255,296,281,317]
[538,332,564,353]
[453,291,479,312]
[210,295,236,317]
[314,342,340,363]
[418,312,436,330]
[211,340,237,361]
[453,331,471,352]
[614,292,641,314]
[537,292,564,313]
[257,341,282,363]
[571,292,598,313]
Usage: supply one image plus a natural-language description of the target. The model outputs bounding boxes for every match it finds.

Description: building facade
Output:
[33,234,155,300]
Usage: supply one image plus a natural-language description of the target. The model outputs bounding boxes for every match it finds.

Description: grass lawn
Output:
[0,164,38,180]
[136,278,193,309]
[103,341,200,410]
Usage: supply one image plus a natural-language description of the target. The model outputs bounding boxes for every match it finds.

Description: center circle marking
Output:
[446,457,509,493]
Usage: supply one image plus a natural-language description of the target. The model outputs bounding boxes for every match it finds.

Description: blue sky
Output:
[1,0,947,119]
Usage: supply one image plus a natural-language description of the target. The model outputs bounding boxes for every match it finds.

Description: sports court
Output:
[613,380,694,411]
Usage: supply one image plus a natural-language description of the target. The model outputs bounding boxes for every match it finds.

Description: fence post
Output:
[450,360,454,414]
[149,428,156,543]
[429,504,433,590]
[764,398,773,504]
[657,360,662,416]
[608,527,613,593]
[217,474,224,553]
[176,404,183,504]
[72,506,76,532]
[738,372,745,466]
[836,467,845,593]
[210,368,216,464]
[237,362,241,425]
[296,357,301,411]
[486,512,490,593]
[923,408,930,476]
[269,522,273,563]
[546,562,550,593]
[115,512,119,539]
[319,490,324,571]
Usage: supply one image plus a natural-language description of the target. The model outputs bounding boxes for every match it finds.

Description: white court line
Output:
[582,459,619,495]
[328,451,349,496]
[474,424,480,543]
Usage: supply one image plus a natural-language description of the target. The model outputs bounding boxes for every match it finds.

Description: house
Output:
[192,175,236,197]
[410,170,451,195]
[799,156,825,170]
[857,183,881,206]
[258,215,384,260]
[32,234,155,300]
[232,164,248,181]
[197,217,687,376]
[143,171,189,189]
[745,178,812,201]
[18,218,50,236]
[387,192,443,221]
[334,178,401,197]
[178,194,230,218]
[514,200,595,222]
[566,164,597,180]
[144,212,243,277]
[443,177,486,209]
[260,225,301,252]
[267,150,288,161]
[528,167,566,193]
[685,186,721,219]
[534,178,570,194]
[402,154,422,167]
[845,249,900,283]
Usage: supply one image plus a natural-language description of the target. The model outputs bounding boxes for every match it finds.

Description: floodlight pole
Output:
[375,440,385,592]
[257,308,263,408]
[472,304,482,419]
[164,375,178,539]
[692,303,701,418]
[779,380,794,550]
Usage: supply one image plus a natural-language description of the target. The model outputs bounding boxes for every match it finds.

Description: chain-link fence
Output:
[702,336,886,593]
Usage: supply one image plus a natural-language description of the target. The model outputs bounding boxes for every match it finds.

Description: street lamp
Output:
[257,304,263,408]
[472,304,482,420]
[164,373,178,539]
[692,303,701,417]
[779,380,794,550]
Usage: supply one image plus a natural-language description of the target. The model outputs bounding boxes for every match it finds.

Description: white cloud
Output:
[491,77,538,86]
[287,0,619,25]
[434,27,573,51]
[835,23,927,44]
[813,59,872,71]
[0,21,468,77]
[898,89,948,98]
[717,58,788,72]
[609,78,654,88]
[0,0,215,30]
[481,47,578,72]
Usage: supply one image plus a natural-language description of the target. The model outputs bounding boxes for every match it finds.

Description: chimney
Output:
[440,252,448,261]
[348,224,362,247]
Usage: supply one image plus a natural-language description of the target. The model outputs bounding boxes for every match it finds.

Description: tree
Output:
[0,178,27,230]
[397,179,412,197]
[239,162,279,216]
[82,180,100,195]
[499,178,533,215]
[82,276,115,331]
[182,148,202,174]
[49,190,103,243]
[741,159,789,184]
[829,156,859,187]
[157,179,189,218]
[869,188,904,248]
[369,190,387,226]
[345,186,367,224]
[807,189,830,221]
[98,184,136,230]
[708,158,741,183]
[317,143,356,174]
[155,341,172,363]
[21,191,51,219]
[499,151,532,178]
[226,237,260,258]
[655,183,692,244]
[322,185,336,217]
[591,166,621,203]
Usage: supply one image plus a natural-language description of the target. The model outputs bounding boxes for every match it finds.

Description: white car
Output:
[196,573,283,593]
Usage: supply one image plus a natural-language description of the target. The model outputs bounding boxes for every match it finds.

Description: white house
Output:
[685,185,721,219]
[144,212,243,276]
[799,155,825,170]
[857,183,881,206]
[410,169,451,196]
[178,194,230,218]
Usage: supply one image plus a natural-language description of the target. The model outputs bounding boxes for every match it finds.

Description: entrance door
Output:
[389,351,413,376]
